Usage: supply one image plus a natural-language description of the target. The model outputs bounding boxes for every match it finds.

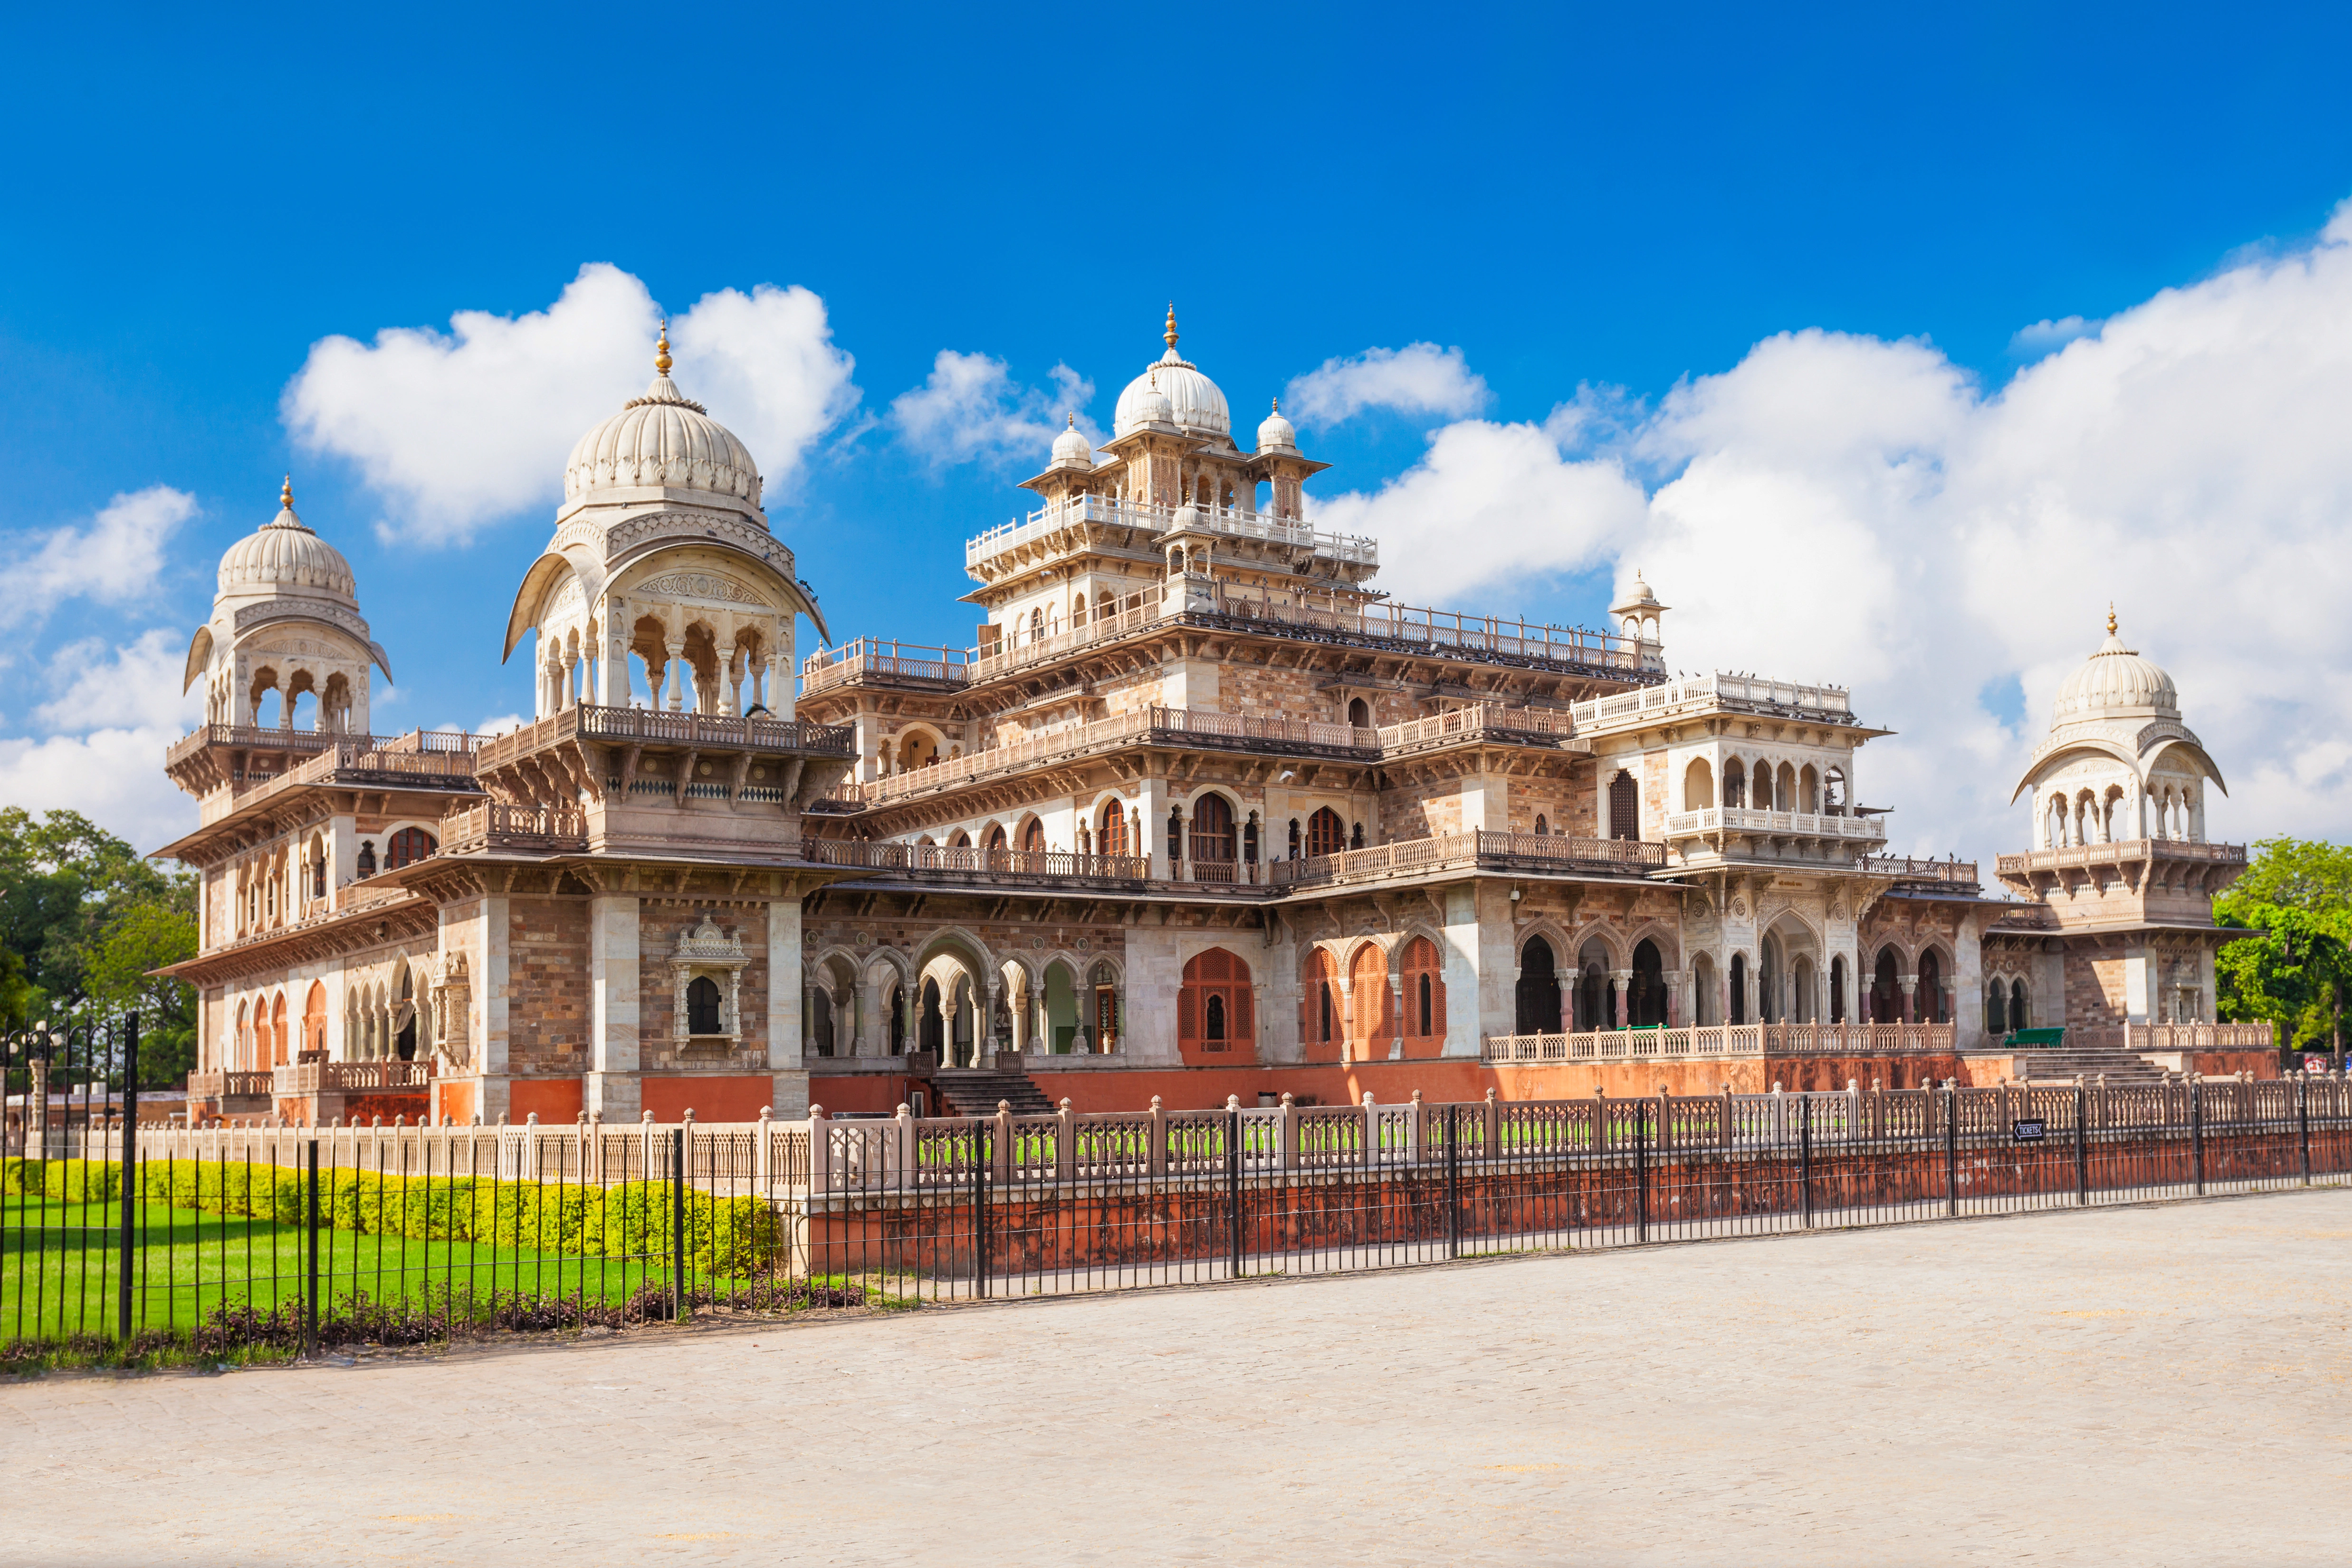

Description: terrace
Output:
[1571,672,1858,732]
[965,494,1378,575]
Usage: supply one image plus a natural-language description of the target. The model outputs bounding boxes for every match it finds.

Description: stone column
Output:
[664,642,686,711]
[586,894,641,1120]
[1900,974,1918,1025]
[767,898,807,1112]
[1609,969,1632,1030]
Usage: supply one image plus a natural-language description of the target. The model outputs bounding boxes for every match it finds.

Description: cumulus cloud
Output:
[2008,314,2101,360]
[283,265,859,545]
[1326,198,2352,860]
[0,729,199,854]
[887,352,1094,468]
[34,629,202,733]
[0,487,197,631]
[1284,343,1490,426]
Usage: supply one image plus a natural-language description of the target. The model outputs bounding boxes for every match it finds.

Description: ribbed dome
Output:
[563,371,763,509]
[1051,413,1094,468]
[2053,624,2179,720]
[217,481,357,600]
[1256,397,1296,452]
[1113,307,1230,438]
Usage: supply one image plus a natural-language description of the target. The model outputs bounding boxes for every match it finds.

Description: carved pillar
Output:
[1608,969,1631,1030]
[665,642,686,711]
[1900,973,1919,1025]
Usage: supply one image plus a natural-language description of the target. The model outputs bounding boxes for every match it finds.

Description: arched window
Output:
[386,828,436,870]
[1029,607,1045,643]
[1349,822,1366,850]
[1306,808,1346,858]
[2011,978,2028,1031]
[1918,948,1946,1024]
[1729,953,1747,1025]
[1178,947,1254,1061]
[271,993,290,1067]
[1071,593,1088,628]
[688,976,723,1036]
[948,830,971,849]
[1724,765,1747,808]
[919,977,944,1054]
[1829,955,1847,1023]
[1871,948,1902,1023]
[1800,764,1820,814]
[983,823,1007,853]
[1243,816,1259,865]
[1776,763,1797,815]
[1348,697,1371,728]
[1288,818,1302,860]
[1022,817,1046,853]
[356,841,378,878]
[1609,771,1639,841]
[1987,980,2008,1035]
[1631,938,1666,1026]
[1683,757,1714,811]
[1402,936,1445,1055]
[1301,947,1342,1061]
[1692,953,1719,1026]
[1533,813,1549,836]
[1515,937,1560,1034]
[1166,807,1184,863]
[1090,960,1121,1052]
[1349,944,1391,1059]
[1098,801,1129,857]
[1191,794,1236,863]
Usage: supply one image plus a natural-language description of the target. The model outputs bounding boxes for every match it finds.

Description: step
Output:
[930,1069,1057,1117]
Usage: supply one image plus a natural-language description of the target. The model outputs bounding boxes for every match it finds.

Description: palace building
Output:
[163,313,2273,1128]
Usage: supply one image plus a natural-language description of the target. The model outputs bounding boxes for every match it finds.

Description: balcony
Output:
[1859,855,1981,891]
[1270,830,1665,890]
[1375,702,1586,757]
[1572,672,1858,732]
[185,1070,276,1102]
[273,1060,433,1097]
[1994,838,2246,878]
[800,639,972,698]
[1664,807,1887,843]
[965,495,1377,575]
[798,839,1153,889]
[441,803,589,855]
[475,704,854,774]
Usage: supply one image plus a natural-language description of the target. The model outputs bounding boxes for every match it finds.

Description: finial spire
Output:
[280,475,293,510]
[655,319,672,376]
[2107,602,2118,637]
[1164,302,1179,350]
[1067,412,1076,429]
[1271,395,1280,413]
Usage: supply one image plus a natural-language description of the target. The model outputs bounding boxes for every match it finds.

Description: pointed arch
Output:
[1401,935,1446,1057]
[1179,947,1255,1064]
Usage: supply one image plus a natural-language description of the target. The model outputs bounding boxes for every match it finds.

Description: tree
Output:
[2215,837,2352,1064]
[83,892,200,1088]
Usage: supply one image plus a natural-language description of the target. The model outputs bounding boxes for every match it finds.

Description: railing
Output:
[853,706,1377,807]
[273,1060,434,1097]
[1664,807,1887,842]
[165,723,390,768]
[965,494,1377,573]
[1375,702,1584,753]
[798,839,1150,883]
[1995,839,2249,875]
[1572,672,1855,730]
[1859,855,1980,887]
[1270,830,1665,889]
[477,704,854,774]
[800,638,971,696]
[1481,1022,1956,1061]
[184,1070,277,1100]
[2066,1022,2276,1054]
[441,803,589,854]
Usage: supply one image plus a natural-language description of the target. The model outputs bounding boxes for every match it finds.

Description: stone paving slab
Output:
[6,1190,2352,1567]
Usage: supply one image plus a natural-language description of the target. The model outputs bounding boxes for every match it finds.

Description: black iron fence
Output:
[6,1028,2350,1362]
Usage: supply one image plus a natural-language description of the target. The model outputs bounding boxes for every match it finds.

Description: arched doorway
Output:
[1097,800,1129,856]
[1830,956,1847,1023]
[1871,949,1902,1023]
[1609,770,1639,840]
[1630,938,1667,1026]
[1179,948,1255,1063]
[2009,978,2028,1031]
[1918,948,1946,1024]
[1192,794,1236,871]
[1349,944,1391,1061]
[1573,938,1609,1031]
[1515,937,1561,1034]
[918,977,944,1055]
[1987,979,2009,1035]
[1729,954,1747,1025]
[1401,937,1446,1057]
[1301,948,1342,1062]
[1306,807,1346,858]
[1692,953,1719,1025]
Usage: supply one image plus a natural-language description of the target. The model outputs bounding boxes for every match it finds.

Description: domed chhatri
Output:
[562,321,764,509]
[1256,396,1296,453]
[1050,412,1094,468]
[216,475,358,601]
[2050,606,2179,721]
[1112,304,1231,438]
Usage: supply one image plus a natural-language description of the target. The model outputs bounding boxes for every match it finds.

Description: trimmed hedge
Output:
[3,1158,777,1276]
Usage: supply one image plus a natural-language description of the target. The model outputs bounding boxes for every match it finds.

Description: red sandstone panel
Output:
[641,1075,774,1122]
[510,1077,584,1123]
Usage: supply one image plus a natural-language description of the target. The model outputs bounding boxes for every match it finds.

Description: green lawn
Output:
[2,1195,679,1344]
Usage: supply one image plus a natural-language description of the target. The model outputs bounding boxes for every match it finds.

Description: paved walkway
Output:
[8,1190,2352,1566]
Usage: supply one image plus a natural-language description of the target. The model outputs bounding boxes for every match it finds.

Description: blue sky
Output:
[8,1,2352,856]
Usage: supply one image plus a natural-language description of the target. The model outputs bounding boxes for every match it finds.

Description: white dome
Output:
[1256,397,1296,452]
[1051,414,1093,468]
[2053,619,2179,721]
[563,335,762,509]
[217,479,357,600]
[1112,307,1230,438]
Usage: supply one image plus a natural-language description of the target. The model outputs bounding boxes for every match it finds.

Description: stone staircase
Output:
[929,1068,1058,1117]
[2010,1042,2171,1084]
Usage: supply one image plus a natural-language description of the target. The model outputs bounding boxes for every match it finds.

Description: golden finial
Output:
[1164,302,1179,349]
[2106,602,2118,637]
[1271,396,1280,413]
[280,475,293,510]
[655,319,672,375]
[1067,412,1077,429]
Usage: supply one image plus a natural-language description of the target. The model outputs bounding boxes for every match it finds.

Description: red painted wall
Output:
[510,1077,584,1124]
[641,1075,774,1122]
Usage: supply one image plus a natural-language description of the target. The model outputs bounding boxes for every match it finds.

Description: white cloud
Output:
[2008,315,2101,360]
[887,352,1094,468]
[1284,343,1490,426]
[1326,197,2352,861]
[0,728,198,854]
[34,629,202,733]
[1,487,197,631]
[471,713,526,739]
[283,265,860,545]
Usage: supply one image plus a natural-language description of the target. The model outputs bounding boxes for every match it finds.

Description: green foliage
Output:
[121,1159,779,1275]
[2216,837,2352,1056]
[0,807,198,1085]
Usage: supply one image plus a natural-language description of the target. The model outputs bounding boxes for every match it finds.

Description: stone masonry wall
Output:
[506,898,589,1077]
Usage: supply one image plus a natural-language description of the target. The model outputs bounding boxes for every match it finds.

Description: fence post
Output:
[2299,1073,2313,1187]
[1279,1092,1297,1174]
[1797,1095,1812,1229]
[1945,1081,1960,1218]
[670,1126,688,1320]
[972,1124,989,1300]
[1483,1087,1499,1164]
[1361,1091,1377,1172]
[1148,1096,1168,1178]
[2190,1077,2205,1196]
[1635,1098,1649,1245]
[117,1013,139,1344]
[1446,1104,1461,1259]
[1227,1104,1243,1279]
[2074,1082,2089,1206]
[1056,1098,1075,1184]
[994,1100,1013,1183]
[305,1138,321,1358]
